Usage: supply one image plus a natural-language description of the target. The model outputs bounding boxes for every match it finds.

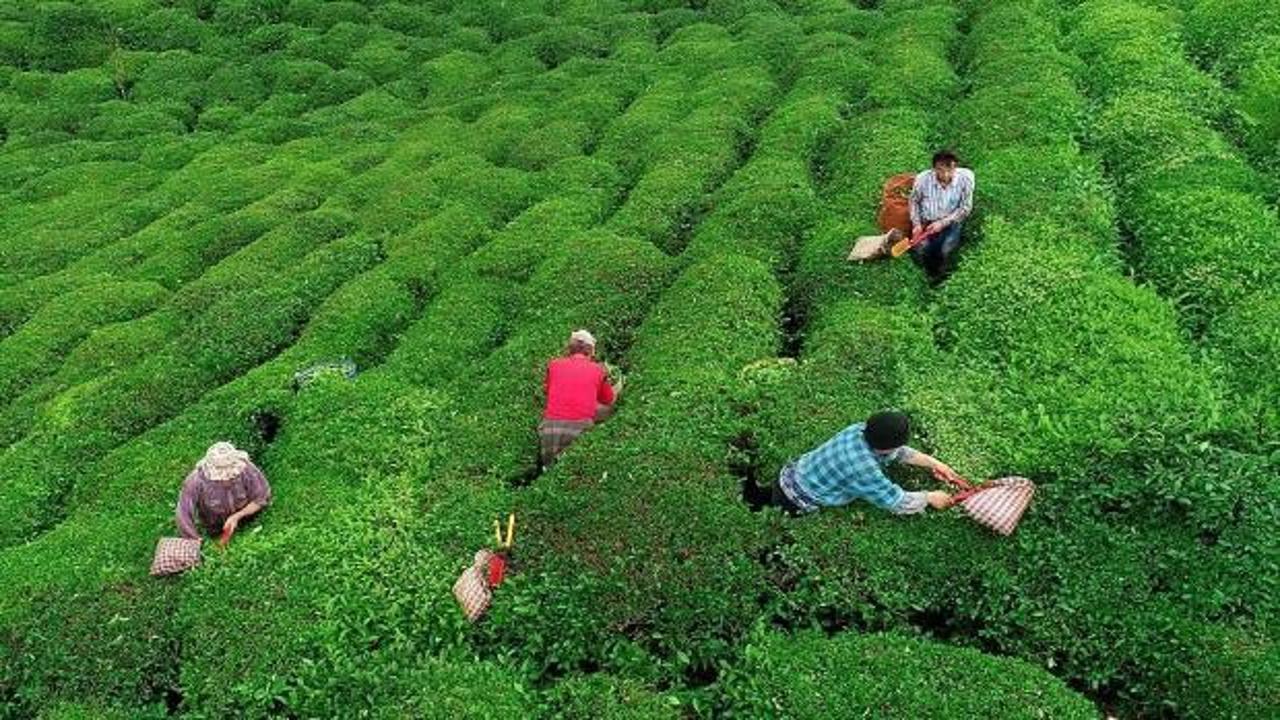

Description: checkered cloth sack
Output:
[150,537,202,576]
[453,549,495,623]
[954,476,1036,536]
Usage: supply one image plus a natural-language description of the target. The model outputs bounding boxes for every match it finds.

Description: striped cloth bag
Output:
[950,476,1035,536]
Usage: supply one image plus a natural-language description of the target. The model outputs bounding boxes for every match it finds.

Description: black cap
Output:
[864,411,910,450]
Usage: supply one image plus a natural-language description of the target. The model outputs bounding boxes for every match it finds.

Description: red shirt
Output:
[543,354,615,421]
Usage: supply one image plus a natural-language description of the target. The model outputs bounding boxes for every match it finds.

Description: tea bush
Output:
[1067,0,1280,443]
[0,0,1272,716]
[0,280,167,405]
[1182,0,1280,84]
[722,630,1097,719]
[485,254,783,685]
[1236,51,1280,166]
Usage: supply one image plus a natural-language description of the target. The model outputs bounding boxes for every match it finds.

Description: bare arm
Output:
[230,501,263,522]
[902,449,964,485]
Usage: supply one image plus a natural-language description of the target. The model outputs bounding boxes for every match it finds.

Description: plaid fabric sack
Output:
[150,537,202,576]
[955,476,1036,536]
[453,549,495,623]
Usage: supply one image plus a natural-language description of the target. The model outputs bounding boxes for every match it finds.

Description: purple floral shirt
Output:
[175,462,272,539]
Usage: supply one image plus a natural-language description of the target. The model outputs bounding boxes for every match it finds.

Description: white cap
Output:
[570,329,596,347]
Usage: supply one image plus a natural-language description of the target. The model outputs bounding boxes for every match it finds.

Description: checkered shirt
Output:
[793,423,913,511]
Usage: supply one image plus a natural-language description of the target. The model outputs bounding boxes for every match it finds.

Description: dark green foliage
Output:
[124,8,208,53]
[213,0,289,36]
[723,631,1097,719]
[684,157,820,272]
[1237,50,1280,166]
[1183,0,1280,83]
[487,255,782,683]
[1126,184,1280,328]
[926,218,1219,477]
[26,3,112,72]
[542,674,676,719]
[1207,290,1280,447]
[80,101,186,140]
[2,578,183,715]
[0,280,167,405]
[0,1,1272,716]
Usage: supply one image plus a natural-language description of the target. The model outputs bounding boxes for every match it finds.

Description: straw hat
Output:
[199,441,251,483]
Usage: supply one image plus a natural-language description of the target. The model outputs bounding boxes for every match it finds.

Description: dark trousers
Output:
[770,480,803,516]
[911,221,963,278]
[743,475,804,516]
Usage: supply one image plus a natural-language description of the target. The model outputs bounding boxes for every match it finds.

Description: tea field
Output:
[0,1,1277,718]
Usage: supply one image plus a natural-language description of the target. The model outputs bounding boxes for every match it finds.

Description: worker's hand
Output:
[926,220,946,235]
[912,223,922,237]
[926,491,954,510]
[222,515,239,537]
[931,461,962,485]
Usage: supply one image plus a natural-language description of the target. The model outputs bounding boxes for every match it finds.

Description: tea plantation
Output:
[0,1,1277,718]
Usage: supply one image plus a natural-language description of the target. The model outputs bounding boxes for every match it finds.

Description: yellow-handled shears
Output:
[493,513,516,550]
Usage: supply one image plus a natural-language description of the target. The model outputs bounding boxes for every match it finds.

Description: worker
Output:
[910,150,975,281]
[538,329,619,468]
[769,411,957,516]
[175,442,272,541]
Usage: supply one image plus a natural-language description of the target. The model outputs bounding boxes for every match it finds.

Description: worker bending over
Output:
[771,411,957,516]
[176,442,272,542]
[538,329,618,468]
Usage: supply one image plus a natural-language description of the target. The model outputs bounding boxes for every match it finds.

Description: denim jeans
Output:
[911,221,963,277]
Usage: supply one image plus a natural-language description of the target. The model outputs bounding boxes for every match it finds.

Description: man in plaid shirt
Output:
[771,411,958,515]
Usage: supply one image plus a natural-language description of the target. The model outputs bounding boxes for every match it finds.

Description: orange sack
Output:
[877,172,916,235]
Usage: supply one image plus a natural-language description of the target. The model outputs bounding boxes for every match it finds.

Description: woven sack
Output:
[150,537,202,576]
[453,549,495,622]
[848,233,891,261]
[956,476,1036,536]
[877,173,916,235]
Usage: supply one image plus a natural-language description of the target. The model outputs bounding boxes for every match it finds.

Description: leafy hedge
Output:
[722,631,1097,719]
[0,0,1270,716]
[1182,0,1280,84]
[0,280,166,405]
[924,217,1219,478]
[1066,0,1280,443]
[484,253,782,691]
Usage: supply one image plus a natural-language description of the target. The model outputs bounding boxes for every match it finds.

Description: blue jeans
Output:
[911,221,963,277]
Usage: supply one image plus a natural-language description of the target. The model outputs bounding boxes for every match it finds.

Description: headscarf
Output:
[198,441,251,483]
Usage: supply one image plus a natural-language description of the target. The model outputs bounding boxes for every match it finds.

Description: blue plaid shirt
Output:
[790,423,913,511]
